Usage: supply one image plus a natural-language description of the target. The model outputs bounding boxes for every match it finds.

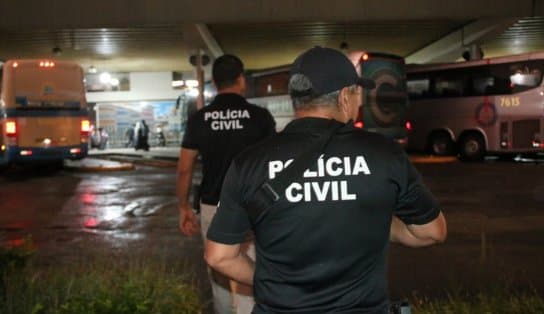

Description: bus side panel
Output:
[490,89,544,152]
[407,96,490,152]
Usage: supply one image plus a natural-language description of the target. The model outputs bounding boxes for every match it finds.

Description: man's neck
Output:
[295,107,346,123]
[217,86,244,96]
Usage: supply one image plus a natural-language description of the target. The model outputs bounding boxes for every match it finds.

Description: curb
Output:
[102,155,178,168]
[64,158,136,172]
[410,155,458,164]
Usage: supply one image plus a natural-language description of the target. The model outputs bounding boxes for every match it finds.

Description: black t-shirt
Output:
[208,117,440,313]
[182,93,276,205]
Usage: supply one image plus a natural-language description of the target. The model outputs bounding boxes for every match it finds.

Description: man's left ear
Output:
[338,87,350,112]
[238,74,247,90]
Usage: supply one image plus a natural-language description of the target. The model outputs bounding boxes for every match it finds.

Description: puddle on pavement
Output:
[79,197,176,231]
[123,198,176,217]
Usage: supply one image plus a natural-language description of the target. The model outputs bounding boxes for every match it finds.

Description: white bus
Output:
[0,59,90,166]
[406,52,544,161]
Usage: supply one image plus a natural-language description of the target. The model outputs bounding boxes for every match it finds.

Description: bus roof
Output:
[2,59,82,70]
[406,51,544,73]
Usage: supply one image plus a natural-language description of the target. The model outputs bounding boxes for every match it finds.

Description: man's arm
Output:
[204,239,255,286]
[390,212,447,247]
[177,147,199,236]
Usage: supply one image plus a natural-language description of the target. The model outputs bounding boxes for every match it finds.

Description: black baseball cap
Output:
[289,46,375,97]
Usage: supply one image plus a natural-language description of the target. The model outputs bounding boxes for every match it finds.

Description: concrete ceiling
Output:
[1,1,543,75]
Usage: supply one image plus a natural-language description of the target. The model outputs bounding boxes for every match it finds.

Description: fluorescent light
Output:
[185,80,199,88]
[99,72,111,84]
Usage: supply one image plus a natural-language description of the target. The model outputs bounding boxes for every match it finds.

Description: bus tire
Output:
[459,133,485,162]
[427,132,455,156]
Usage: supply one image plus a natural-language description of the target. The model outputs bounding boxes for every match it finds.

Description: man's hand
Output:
[176,147,199,236]
[179,204,200,236]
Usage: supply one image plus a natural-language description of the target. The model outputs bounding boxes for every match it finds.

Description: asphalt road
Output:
[391,159,544,299]
[0,157,543,305]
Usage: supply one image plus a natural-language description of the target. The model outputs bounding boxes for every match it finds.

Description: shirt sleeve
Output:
[391,147,440,225]
[181,112,200,149]
[207,160,252,244]
[262,108,277,137]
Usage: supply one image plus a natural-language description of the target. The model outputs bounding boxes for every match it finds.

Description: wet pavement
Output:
[0,151,544,309]
[0,161,210,308]
[388,160,544,299]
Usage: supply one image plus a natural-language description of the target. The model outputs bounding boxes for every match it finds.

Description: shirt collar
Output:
[282,117,355,134]
[213,93,246,103]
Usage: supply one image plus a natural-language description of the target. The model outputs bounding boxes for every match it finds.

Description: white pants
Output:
[200,203,255,314]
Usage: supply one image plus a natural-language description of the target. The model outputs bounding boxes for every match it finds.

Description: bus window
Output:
[407,78,430,99]
[508,61,543,91]
[473,77,495,96]
[434,71,466,97]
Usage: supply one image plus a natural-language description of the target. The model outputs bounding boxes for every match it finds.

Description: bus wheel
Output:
[459,133,485,162]
[428,132,454,156]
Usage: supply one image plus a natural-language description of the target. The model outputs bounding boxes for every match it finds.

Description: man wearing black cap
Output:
[204,47,447,313]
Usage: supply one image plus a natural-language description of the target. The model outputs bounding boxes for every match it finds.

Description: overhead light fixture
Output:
[185,79,199,88]
[99,72,111,84]
[172,80,184,88]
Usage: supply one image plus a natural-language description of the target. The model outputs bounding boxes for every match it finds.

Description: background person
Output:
[204,47,447,313]
[134,120,150,151]
[156,127,166,147]
[97,128,108,150]
[177,54,276,313]
[125,123,135,147]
